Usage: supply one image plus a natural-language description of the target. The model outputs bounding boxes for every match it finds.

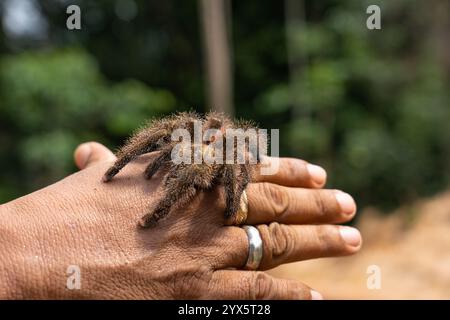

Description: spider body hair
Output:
[103,112,265,228]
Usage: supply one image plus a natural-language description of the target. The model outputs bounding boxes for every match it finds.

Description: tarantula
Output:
[103,112,266,228]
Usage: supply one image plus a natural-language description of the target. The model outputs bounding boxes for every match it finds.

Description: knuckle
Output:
[260,183,289,218]
[258,223,293,261]
[311,190,330,218]
[269,223,292,257]
[251,272,274,300]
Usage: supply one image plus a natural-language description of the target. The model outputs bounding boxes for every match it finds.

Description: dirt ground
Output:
[268,190,450,299]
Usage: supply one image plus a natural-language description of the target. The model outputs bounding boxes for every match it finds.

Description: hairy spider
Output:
[103,112,266,228]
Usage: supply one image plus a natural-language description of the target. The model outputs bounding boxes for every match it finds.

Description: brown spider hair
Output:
[103,112,266,228]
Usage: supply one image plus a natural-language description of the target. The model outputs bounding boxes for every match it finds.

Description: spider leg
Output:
[232,118,266,163]
[236,164,250,199]
[104,112,202,182]
[103,151,148,182]
[103,127,172,182]
[222,164,238,219]
[143,145,173,179]
[139,169,197,228]
[204,112,231,130]
[231,164,250,219]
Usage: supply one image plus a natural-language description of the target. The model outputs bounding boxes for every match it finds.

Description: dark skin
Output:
[0,142,361,299]
[103,112,261,227]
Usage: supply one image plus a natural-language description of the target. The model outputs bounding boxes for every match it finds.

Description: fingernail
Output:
[306,164,326,186]
[77,143,92,168]
[310,290,323,300]
[339,226,361,247]
[335,192,356,215]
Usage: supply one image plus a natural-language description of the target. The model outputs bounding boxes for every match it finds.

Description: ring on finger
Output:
[242,225,263,270]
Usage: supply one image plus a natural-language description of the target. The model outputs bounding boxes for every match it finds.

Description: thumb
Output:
[74,142,117,170]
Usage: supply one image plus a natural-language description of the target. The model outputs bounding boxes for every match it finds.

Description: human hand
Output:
[0,142,361,299]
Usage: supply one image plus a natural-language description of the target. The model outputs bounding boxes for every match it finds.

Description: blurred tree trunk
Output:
[431,0,450,72]
[199,0,234,116]
[431,0,450,181]
[285,0,308,120]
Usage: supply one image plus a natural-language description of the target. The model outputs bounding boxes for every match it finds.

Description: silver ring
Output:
[242,225,263,270]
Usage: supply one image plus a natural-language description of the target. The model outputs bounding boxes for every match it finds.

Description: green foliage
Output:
[254,0,450,209]
[0,48,175,201]
[0,0,449,212]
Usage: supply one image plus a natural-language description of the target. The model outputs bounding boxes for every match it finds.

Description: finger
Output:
[253,157,327,188]
[224,223,362,270]
[74,142,117,170]
[245,183,356,225]
[208,270,322,300]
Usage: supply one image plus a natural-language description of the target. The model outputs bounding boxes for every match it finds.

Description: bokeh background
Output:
[0,0,449,298]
